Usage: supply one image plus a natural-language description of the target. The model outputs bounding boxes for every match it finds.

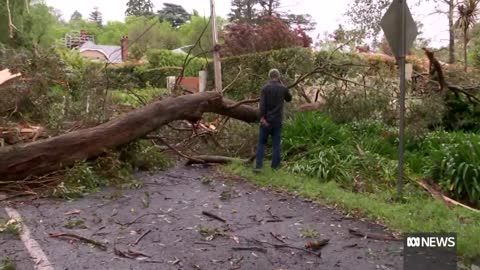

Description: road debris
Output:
[202,211,226,223]
[134,229,152,245]
[49,233,107,251]
[348,228,400,241]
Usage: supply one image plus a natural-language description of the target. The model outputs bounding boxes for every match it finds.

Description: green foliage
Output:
[282,111,480,206]
[428,132,480,207]
[125,0,154,17]
[64,219,87,229]
[157,3,191,28]
[146,48,207,75]
[0,219,22,236]
[53,161,103,199]
[0,257,15,270]
[111,87,167,107]
[121,140,173,172]
[299,228,319,238]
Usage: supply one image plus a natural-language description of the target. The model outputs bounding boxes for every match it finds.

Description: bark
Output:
[464,29,468,72]
[0,92,259,181]
[185,155,247,165]
[448,0,456,64]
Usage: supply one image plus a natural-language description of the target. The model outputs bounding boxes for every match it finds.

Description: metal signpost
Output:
[380,0,418,198]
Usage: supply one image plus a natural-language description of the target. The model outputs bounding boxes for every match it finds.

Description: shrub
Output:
[427,132,480,207]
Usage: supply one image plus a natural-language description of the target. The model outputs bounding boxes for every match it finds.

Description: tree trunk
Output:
[464,29,468,72]
[448,0,456,64]
[0,92,259,181]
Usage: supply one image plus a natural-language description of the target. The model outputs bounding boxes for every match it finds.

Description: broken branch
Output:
[418,179,480,213]
[348,228,400,241]
[134,229,152,245]
[232,246,268,253]
[202,211,227,223]
[49,233,108,251]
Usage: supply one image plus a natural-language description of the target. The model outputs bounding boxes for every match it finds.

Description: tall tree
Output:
[125,0,154,17]
[259,0,280,16]
[70,10,82,22]
[157,3,191,28]
[283,14,316,31]
[0,0,31,47]
[222,16,310,56]
[89,7,103,27]
[229,0,259,23]
[345,0,390,47]
[455,0,479,71]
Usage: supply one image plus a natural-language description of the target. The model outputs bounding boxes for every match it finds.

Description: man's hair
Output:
[268,68,281,80]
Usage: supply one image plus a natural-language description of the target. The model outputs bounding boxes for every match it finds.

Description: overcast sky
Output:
[45,0,449,48]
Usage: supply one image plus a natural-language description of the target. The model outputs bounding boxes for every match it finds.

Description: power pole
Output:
[210,0,223,92]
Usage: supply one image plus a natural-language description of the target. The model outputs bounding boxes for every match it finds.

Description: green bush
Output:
[427,132,480,207]
[146,48,207,76]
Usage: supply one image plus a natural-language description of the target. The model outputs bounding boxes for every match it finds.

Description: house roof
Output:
[79,41,123,63]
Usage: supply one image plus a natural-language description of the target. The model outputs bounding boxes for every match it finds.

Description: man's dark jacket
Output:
[259,80,292,127]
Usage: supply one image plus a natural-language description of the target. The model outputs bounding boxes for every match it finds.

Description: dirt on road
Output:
[1,166,403,270]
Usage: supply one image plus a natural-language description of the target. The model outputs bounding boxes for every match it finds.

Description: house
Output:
[79,36,128,64]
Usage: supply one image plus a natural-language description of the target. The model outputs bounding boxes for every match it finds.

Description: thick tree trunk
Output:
[0,92,259,181]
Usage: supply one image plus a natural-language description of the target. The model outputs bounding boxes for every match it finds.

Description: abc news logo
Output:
[406,236,456,248]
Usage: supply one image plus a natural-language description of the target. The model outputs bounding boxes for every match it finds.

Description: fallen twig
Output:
[348,228,400,241]
[186,155,245,166]
[194,241,217,247]
[232,246,268,253]
[419,179,480,213]
[202,211,227,223]
[343,243,358,249]
[226,98,260,110]
[270,232,285,243]
[244,237,321,258]
[117,212,169,227]
[49,233,107,251]
[134,229,152,245]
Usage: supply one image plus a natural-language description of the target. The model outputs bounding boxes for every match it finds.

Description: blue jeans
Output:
[255,124,282,169]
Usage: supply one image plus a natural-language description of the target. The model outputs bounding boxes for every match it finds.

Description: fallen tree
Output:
[0,92,259,181]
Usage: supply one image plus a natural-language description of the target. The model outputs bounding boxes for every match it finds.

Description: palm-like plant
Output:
[455,0,480,71]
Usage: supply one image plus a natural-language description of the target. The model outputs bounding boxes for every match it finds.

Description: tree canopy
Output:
[157,3,191,28]
[125,0,154,17]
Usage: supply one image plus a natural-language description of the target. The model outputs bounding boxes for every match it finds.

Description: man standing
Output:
[255,69,292,171]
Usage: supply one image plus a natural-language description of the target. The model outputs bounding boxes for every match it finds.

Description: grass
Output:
[0,258,15,270]
[299,228,319,239]
[64,219,87,229]
[224,162,480,262]
[0,219,22,237]
[197,225,226,241]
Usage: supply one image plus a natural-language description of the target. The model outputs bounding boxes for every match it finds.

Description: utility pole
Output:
[210,0,223,92]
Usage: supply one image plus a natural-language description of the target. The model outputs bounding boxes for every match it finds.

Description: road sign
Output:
[380,0,418,59]
[380,0,418,199]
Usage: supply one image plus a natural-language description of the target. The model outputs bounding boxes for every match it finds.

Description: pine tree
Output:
[89,7,103,27]
[259,0,280,16]
[70,10,82,22]
[228,0,259,23]
[125,0,154,16]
